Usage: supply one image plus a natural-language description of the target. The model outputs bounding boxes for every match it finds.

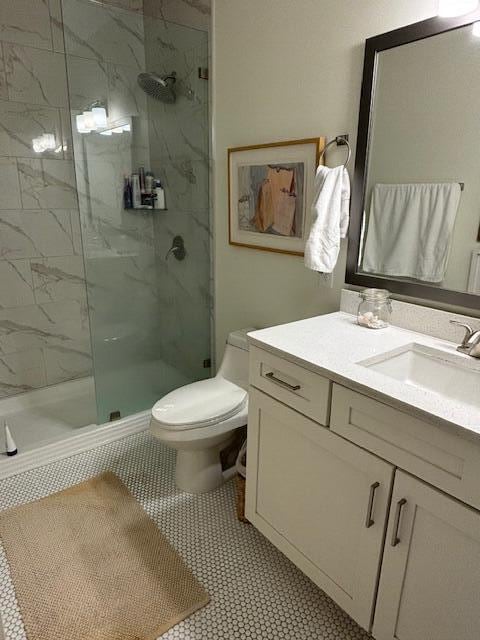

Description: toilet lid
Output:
[152,377,247,430]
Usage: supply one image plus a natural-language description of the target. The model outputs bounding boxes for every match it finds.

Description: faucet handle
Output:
[450,320,474,346]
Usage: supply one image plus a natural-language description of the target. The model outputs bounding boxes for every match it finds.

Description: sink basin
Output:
[358,343,480,409]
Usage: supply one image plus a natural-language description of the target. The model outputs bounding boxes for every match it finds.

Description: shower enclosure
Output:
[64,0,212,425]
[0,0,211,454]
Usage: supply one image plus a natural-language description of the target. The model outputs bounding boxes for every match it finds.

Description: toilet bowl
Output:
[150,329,253,494]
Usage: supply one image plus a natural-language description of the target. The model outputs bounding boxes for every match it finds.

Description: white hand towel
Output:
[362,183,461,283]
[304,165,351,273]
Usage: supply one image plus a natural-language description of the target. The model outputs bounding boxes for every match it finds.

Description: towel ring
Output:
[319,137,352,168]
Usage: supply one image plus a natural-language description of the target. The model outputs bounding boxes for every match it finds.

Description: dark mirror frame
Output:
[347,11,480,310]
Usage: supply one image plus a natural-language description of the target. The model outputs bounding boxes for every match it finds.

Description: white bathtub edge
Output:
[0,410,151,480]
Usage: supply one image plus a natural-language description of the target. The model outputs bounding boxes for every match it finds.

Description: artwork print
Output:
[237,163,305,238]
[228,138,323,255]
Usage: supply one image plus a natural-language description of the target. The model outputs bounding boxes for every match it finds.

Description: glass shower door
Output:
[62,0,211,423]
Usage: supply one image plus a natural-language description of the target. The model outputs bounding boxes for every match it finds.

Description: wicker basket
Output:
[235,474,249,523]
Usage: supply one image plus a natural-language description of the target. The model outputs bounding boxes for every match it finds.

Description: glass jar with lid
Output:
[357,289,392,329]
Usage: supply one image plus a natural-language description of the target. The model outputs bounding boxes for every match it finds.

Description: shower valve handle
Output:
[165,236,186,261]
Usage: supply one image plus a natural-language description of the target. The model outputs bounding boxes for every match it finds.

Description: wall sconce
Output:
[437,0,479,16]
[76,114,89,133]
[92,107,107,128]
[76,106,108,133]
[32,133,58,153]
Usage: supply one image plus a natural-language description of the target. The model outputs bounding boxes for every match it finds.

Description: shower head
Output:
[137,71,177,103]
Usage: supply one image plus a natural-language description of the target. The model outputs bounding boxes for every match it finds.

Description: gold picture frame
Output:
[228,137,325,256]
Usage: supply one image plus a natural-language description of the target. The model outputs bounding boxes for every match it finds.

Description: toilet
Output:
[150,329,253,494]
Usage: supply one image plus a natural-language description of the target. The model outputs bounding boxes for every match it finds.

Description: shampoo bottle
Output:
[139,166,146,193]
[154,180,166,210]
[131,174,141,209]
[145,172,155,194]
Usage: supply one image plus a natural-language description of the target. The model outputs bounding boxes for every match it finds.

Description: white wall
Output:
[212,0,437,361]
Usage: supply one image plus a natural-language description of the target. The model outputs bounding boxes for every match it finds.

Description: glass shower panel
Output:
[62,0,211,424]
[145,20,211,392]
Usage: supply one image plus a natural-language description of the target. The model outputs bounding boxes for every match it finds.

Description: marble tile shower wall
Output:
[0,0,211,403]
[143,0,210,30]
[0,0,92,398]
[68,0,210,30]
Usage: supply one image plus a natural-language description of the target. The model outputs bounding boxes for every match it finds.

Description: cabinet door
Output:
[245,388,394,630]
[374,471,480,640]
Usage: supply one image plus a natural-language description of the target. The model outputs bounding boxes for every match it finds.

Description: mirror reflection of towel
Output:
[252,167,296,236]
[362,183,461,283]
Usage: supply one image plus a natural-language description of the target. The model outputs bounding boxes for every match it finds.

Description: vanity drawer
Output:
[249,345,331,426]
[330,384,480,510]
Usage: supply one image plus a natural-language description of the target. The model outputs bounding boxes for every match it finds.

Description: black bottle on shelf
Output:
[139,166,146,193]
[123,176,133,209]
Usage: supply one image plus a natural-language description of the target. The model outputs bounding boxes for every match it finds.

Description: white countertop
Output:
[248,312,480,442]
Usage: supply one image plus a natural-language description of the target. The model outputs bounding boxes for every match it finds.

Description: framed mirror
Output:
[347,11,480,310]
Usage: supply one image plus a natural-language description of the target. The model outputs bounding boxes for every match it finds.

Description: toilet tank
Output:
[218,328,256,391]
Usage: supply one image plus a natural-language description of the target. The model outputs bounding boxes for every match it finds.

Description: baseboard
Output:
[0,411,151,480]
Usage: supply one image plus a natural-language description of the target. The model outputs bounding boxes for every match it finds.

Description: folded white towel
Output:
[362,183,461,283]
[304,165,350,273]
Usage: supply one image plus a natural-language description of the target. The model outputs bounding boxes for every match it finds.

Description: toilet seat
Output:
[151,377,247,430]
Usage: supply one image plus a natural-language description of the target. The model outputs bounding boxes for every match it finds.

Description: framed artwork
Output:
[228,137,325,255]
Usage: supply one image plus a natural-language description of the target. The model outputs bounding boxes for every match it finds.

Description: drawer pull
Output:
[265,371,301,392]
[365,482,380,528]
[391,498,407,547]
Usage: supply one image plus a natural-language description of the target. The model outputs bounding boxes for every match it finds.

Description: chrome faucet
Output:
[450,320,480,358]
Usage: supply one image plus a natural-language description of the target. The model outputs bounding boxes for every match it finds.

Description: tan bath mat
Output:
[0,472,209,640]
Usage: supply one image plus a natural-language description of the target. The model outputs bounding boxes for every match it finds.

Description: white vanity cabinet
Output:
[246,345,480,638]
[374,471,480,640]
[246,387,394,630]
